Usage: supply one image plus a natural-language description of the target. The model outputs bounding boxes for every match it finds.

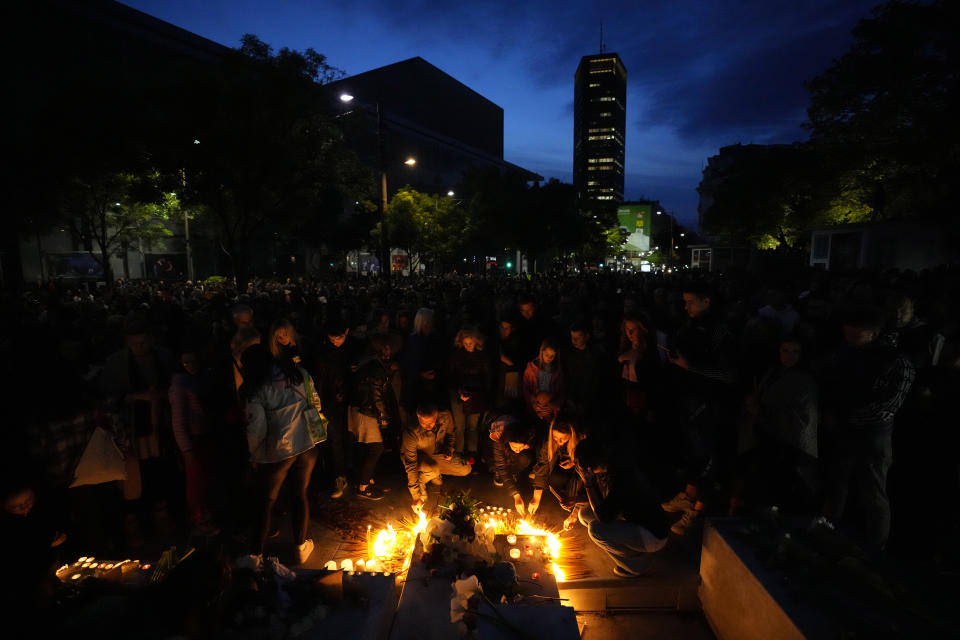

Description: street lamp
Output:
[656,209,675,263]
[339,93,416,284]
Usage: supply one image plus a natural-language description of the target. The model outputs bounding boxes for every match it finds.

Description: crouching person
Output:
[574,438,670,578]
[493,422,540,516]
[403,404,471,512]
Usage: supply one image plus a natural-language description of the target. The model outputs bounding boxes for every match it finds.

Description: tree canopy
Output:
[805,0,960,221]
[700,0,960,248]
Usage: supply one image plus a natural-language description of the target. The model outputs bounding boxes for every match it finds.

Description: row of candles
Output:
[323,558,394,574]
[59,557,149,581]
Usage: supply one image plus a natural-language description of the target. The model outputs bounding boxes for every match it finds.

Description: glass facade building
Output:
[573,53,627,204]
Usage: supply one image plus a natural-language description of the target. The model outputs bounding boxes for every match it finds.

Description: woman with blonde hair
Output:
[448,327,492,457]
[267,318,301,365]
[533,414,587,529]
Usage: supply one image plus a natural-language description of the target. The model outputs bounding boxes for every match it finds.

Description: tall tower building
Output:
[573,53,627,204]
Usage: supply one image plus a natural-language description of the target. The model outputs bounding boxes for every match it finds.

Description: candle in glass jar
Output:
[506,534,517,544]
[509,548,521,559]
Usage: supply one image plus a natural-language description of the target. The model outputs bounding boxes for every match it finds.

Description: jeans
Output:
[253,446,318,555]
[579,508,667,575]
[450,395,482,454]
[824,424,893,551]
[418,451,472,487]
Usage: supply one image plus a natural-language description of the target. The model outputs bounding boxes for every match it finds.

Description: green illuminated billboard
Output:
[617,203,651,252]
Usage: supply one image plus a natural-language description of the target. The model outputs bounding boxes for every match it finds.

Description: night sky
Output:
[122,0,881,226]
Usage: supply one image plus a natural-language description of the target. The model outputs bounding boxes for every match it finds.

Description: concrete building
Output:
[573,53,627,204]
[325,57,540,198]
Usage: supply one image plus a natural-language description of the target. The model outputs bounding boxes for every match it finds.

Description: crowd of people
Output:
[2,265,958,604]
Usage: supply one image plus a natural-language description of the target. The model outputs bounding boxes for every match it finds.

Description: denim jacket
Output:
[245,366,317,464]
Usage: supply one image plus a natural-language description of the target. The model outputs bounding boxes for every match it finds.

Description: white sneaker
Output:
[661,492,695,513]
[331,476,348,499]
[671,509,703,536]
[297,539,315,565]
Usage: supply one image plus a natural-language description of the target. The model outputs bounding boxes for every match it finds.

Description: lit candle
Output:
[532,572,540,580]
[506,534,517,544]
[356,559,366,571]
[340,559,353,571]
[525,549,534,557]
[509,548,521,559]
[324,561,337,571]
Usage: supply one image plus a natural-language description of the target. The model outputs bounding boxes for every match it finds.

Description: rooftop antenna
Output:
[600,22,605,53]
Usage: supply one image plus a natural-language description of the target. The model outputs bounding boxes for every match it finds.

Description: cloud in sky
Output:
[124,0,880,224]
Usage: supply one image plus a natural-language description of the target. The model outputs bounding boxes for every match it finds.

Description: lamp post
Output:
[656,209,674,264]
[340,94,416,285]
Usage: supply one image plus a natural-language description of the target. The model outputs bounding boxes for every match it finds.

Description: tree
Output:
[805,0,960,220]
[177,35,356,285]
[58,172,172,283]
[699,144,818,248]
[458,167,530,263]
[387,188,465,272]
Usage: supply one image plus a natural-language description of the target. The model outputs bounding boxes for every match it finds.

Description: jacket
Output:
[448,348,493,400]
[522,361,565,409]
[244,365,317,464]
[492,438,535,496]
[401,410,455,490]
[351,357,399,425]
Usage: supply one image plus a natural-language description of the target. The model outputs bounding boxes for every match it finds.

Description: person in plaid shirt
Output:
[821,305,915,553]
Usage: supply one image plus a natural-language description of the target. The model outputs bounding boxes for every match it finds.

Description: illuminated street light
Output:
[404,157,417,166]
[447,190,455,197]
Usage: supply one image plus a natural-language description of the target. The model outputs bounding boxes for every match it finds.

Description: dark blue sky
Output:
[123,0,880,226]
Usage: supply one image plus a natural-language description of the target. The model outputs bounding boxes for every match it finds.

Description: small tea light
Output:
[506,535,517,544]
[531,572,540,580]
[324,561,337,571]
[509,548,521,559]
[525,549,534,557]
[340,559,354,571]
[356,559,366,570]
[71,574,81,580]
[141,564,151,570]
